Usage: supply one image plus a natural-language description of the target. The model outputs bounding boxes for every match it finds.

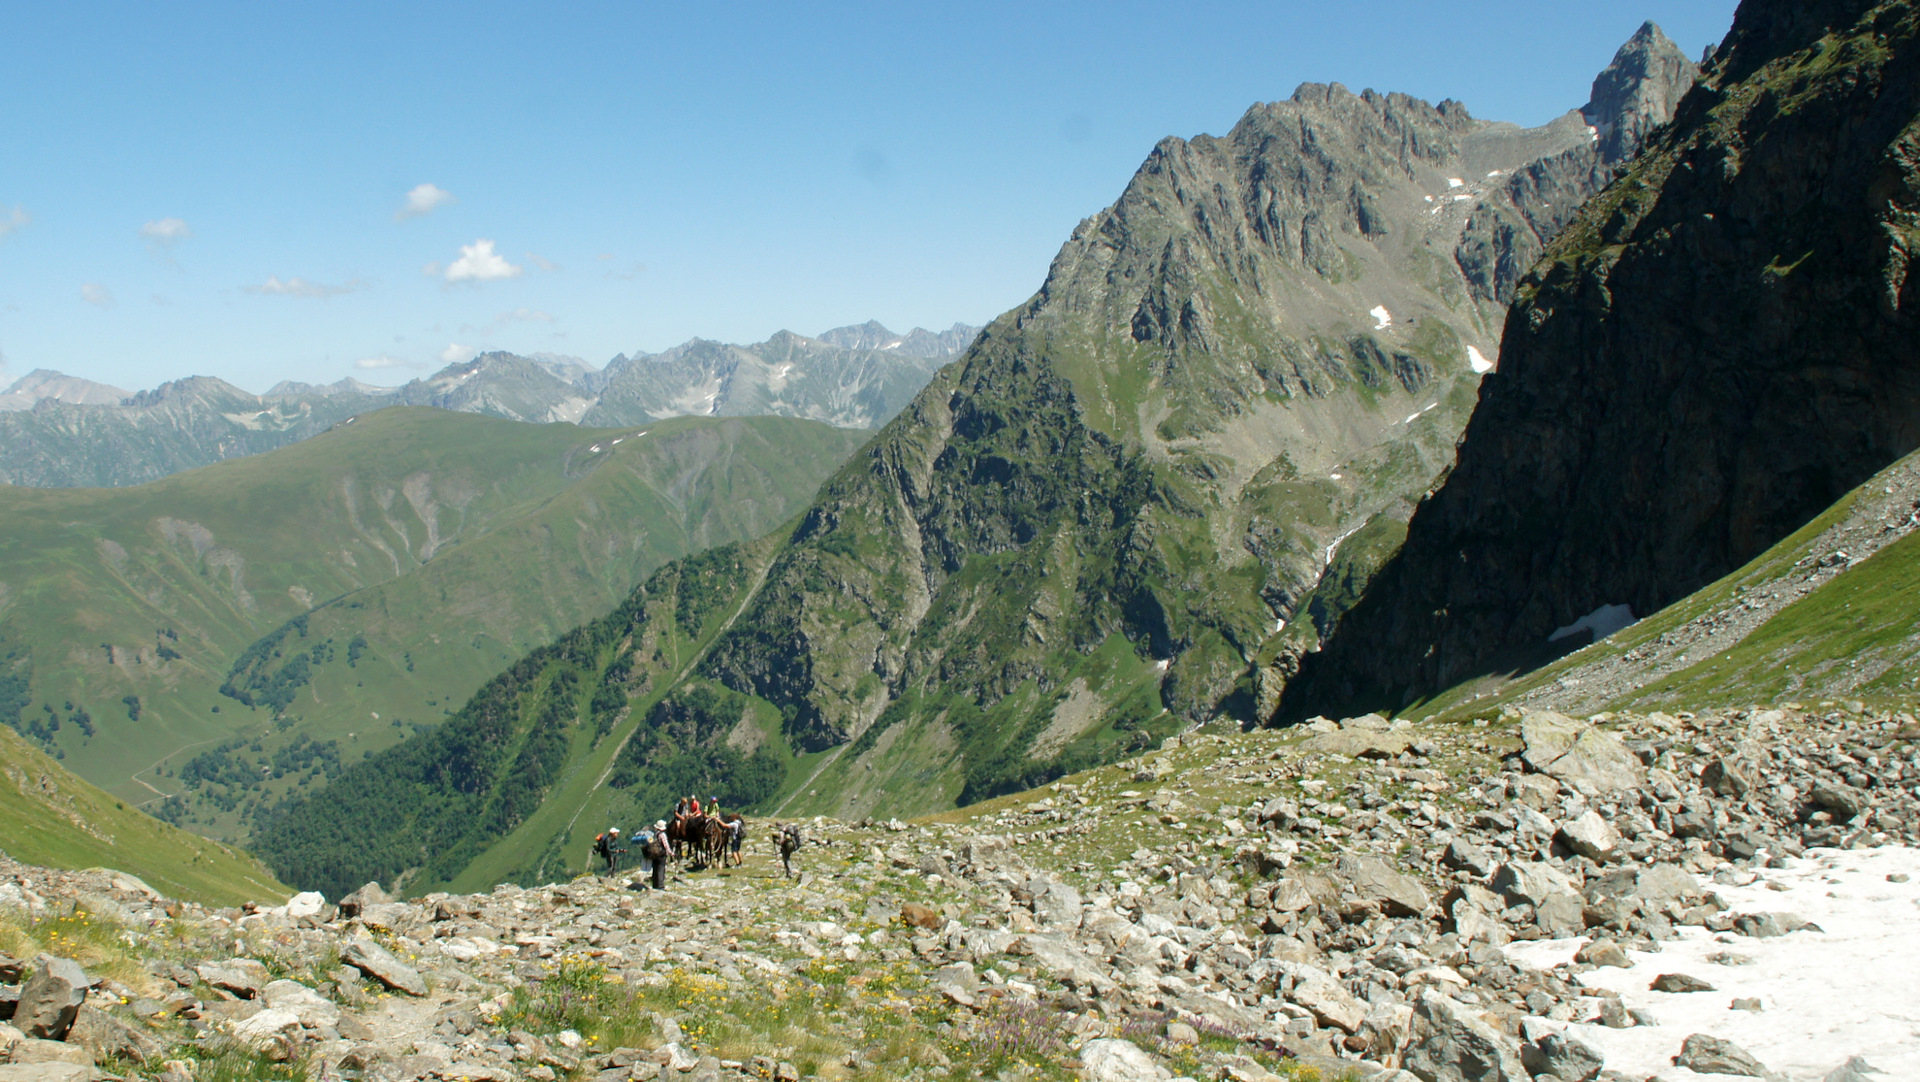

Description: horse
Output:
[667,814,728,869]
[698,816,730,868]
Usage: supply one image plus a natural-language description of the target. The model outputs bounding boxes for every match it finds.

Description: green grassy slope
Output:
[1411,448,1920,720]
[0,724,288,906]
[0,408,866,839]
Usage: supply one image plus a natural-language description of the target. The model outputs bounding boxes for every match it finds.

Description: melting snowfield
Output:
[1507,846,1920,1080]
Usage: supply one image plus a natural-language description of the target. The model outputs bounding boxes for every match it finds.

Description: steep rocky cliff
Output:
[1282,0,1920,718]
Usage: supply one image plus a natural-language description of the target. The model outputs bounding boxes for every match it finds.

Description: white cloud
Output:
[0,206,28,242]
[80,283,115,308]
[439,342,478,365]
[445,239,521,283]
[247,274,360,299]
[354,355,412,370]
[396,183,454,221]
[140,217,192,245]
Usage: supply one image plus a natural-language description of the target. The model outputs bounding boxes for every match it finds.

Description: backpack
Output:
[593,832,609,855]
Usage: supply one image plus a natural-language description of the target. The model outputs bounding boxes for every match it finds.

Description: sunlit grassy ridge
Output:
[0,723,287,906]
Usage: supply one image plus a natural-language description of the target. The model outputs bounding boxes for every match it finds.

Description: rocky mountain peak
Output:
[1582,21,1699,163]
[1281,0,1920,719]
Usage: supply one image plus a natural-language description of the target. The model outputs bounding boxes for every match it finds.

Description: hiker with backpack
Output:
[646,820,670,889]
[592,826,624,875]
[777,822,803,878]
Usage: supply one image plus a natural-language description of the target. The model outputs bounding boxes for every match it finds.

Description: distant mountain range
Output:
[0,321,978,488]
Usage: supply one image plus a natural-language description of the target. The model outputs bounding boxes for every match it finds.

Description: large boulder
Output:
[340,938,426,997]
[1334,855,1431,917]
[336,882,390,919]
[1080,1038,1170,1082]
[1405,992,1529,1081]
[194,960,271,1000]
[13,957,89,1040]
[1675,1033,1769,1077]
[1303,727,1415,760]
[1557,811,1622,862]
[1519,713,1644,796]
[1276,962,1366,1034]
[1492,861,1577,908]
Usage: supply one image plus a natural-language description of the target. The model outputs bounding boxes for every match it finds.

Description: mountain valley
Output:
[0,409,867,840]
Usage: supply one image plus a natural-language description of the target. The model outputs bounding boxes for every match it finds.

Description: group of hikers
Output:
[591,794,807,888]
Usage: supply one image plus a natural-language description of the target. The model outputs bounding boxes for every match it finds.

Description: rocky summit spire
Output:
[1582,21,1699,163]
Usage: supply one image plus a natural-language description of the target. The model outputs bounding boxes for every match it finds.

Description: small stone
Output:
[1573,939,1631,968]
[1730,997,1763,1011]
[1651,973,1715,993]
[899,903,940,929]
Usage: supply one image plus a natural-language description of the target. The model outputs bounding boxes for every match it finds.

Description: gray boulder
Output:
[336,881,391,918]
[1675,1033,1769,1077]
[340,937,427,996]
[194,960,269,1000]
[1492,861,1576,908]
[1404,991,1529,1081]
[1557,810,1622,862]
[1519,713,1644,795]
[1080,1038,1170,1082]
[1524,1031,1604,1081]
[13,957,89,1040]
[1334,854,1431,917]
[1824,1055,1886,1081]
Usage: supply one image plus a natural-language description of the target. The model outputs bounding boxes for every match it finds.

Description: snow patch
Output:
[1547,603,1636,643]
[1486,170,1503,178]
[1273,619,1286,634]
[1369,305,1392,330]
[1404,413,1420,425]
[1447,177,1464,188]
[1506,847,1920,1081]
[1329,473,1342,480]
[1467,345,1495,373]
[588,444,603,453]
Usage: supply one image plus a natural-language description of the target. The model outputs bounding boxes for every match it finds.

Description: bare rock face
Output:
[1583,21,1700,164]
[1282,0,1920,718]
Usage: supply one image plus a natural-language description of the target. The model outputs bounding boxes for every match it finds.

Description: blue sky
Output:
[0,1,1739,394]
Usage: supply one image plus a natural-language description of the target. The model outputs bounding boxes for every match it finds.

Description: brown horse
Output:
[667,814,728,869]
[698,816,730,868]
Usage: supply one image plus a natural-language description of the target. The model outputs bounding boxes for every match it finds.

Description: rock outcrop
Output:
[1282,0,1920,717]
